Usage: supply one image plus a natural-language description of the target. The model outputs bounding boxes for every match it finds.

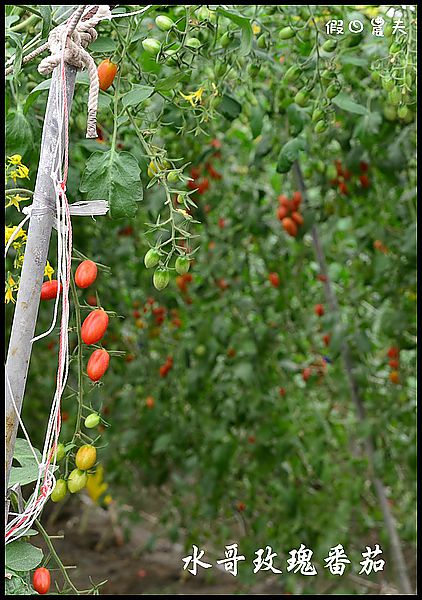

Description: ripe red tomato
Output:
[75,260,98,289]
[359,174,370,188]
[292,191,302,209]
[190,166,201,179]
[87,348,110,382]
[279,387,286,397]
[282,217,298,237]
[97,59,118,91]
[218,217,226,229]
[81,309,109,345]
[359,161,369,173]
[302,367,312,382]
[314,304,325,317]
[197,178,209,194]
[247,435,256,444]
[33,568,51,595]
[387,346,399,359]
[206,163,222,180]
[146,396,155,409]
[317,274,327,282]
[291,211,304,226]
[278,194,291,209]
[87,294,97,306]
[277,206,288,221]
[41,280,62,301]
[338,181,348,195]
[268,272,280,288]
[388,359,399,369]
[322,334,331,346]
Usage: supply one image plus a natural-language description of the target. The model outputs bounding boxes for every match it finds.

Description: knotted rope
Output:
[38,5,112,139]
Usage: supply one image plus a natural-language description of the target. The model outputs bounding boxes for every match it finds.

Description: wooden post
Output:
[5,64,77,518]
[292,160,413,595]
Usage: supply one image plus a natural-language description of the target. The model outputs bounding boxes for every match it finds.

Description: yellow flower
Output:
[8,155,22,165]
[5,194,29,211]
[86,465,109,504]
[252,23,261,35]
[103,495,113,506]
[44,261,54,281]
[15,164,30,179]
[176,208,192,220]
[9,170,18,184]
[5,226,27,245]
[180,87,205,107]
[5,274,17,304]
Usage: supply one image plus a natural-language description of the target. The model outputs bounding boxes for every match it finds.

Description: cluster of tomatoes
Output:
[187,140,223,197]
[276,191,304,238]
[133,297,182,331]
[387,346,400,384]
[159,355,174,378]
[330,159,371,196]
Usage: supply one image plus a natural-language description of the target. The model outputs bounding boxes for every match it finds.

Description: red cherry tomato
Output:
[87,348,110,381]
[33,568,51,595]
[97,59,118,91]
[268,272,280,288]
[75,260,98,289]
[41,280,62,301]
[81,309,109,345]
[314,304,325,317]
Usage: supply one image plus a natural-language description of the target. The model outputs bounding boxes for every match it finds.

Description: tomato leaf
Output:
[38,5,52,39]
[217,7,253,56]
[122,84,154,108]
[5,541,43,572]
[80,150,143,219]
[331,93,369,115]
[219,94,242,121]
[9,439,42,487]
[276,137,306,173]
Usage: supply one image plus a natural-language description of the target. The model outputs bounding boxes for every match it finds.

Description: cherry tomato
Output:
[268,272,280,288]
[291,211,304,226]
[81,309,109,345]
[41,280,62,301]
[85,413,101,428]
[97,59,118,92]
[75,444,97,471]
[314,304,325,317]
[87,348,110,382]
[67,468,88,493]
[281,217,298,237]
[387,346,399,359]
[302,367,312,382]
[75,260,98,289]
[33,568,51,595]
[51,479,67,503]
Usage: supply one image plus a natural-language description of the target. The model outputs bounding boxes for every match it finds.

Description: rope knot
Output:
[37,6,112,139]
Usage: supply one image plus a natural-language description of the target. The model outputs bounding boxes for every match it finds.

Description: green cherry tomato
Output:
[326,81,341,99]
[322,39,337,53]
[284,65,302,83]
[155,15,174,31]
[175,256,190,275]
[294,90,309,107]
[153,268,170,291]
[85,413,101,429]
[185,37,201,49]
[67,469,88,493]
[279,26,295,40]
[142,38,161,56]
[51,479,67,502]
[144,248,161,269]
[54,442,66,462]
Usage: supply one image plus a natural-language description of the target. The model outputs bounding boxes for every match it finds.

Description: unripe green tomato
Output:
[155,15,174,31]
[176,194,184,204]
[279,26,295,40]
[294,90,309,107]
[314,119,328,133]
[321,69,336,83]
[384,23,393,37]
[257,34,267,49]
[322,39,337,53]
[220,31,233,48]
[397,105,409,119]
[389,42,401,54]
[75,444,97,471]
[248,63,260,77]
[284,65,302,83]
[153,268,170,291]
[175,256,190,275]
[67,469,88,493]
[54,443,66,462]
[405,73,413,88]
[371,70,380,83]
[388,88,401,106]
[142,38,161,56]
[312,108,324,123]
[51,479,67,503]
[195,345,206,357]
[215,62,228,77]
[402,108,414,124]
[382,78,395,92]
[185,37,201,49]
[197,6,216,23]
[144,248,161,269]
[326,81,341,99]
[383,104,397,121]
[85,413,100,429]
[167,170,180,183]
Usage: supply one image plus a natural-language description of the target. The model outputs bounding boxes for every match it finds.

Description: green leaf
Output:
[6,541,43,572]
[9,439,42,487]
[122,84,154,109]
[276,137,305,173]
[89,38,117,53]
[5,572,34,595]
[38,5,52,39]
[155,71,189,91]
[219,94,242,121]
[217,7,253,56]
[152,433,173,454]
[80,150,143,219]
[332,93,369,115]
